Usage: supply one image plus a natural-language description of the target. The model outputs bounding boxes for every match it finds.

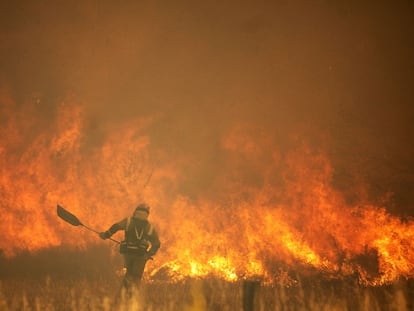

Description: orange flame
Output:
[1,91,414,286]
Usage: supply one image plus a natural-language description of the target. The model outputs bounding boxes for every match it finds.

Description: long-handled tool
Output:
[57,204,120,244]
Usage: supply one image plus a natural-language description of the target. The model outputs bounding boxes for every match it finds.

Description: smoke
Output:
[1,2,414,285]
[1,2,414,217]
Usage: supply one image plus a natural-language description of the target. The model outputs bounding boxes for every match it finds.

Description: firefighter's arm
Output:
[99,218,127,240]
[147,228,161,257]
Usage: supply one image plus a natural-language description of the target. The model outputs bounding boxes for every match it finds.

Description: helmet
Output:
[135,203,150,214]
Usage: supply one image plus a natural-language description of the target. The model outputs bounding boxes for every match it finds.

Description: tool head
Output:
[57,204,82,226]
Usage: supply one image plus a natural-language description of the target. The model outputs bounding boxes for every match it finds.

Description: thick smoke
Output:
[1,1,414,284]
[1,1,414,241]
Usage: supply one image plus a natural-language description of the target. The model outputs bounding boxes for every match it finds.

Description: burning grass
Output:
[0,275,412,311]
[0,247,412,310]
[1,98,414,310]
[1,99,414,286]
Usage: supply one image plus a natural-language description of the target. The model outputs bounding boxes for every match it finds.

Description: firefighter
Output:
[99,203,160,290]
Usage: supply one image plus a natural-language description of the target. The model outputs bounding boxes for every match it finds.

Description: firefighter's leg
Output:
[122,254,134,292]
[123,254,147,293]
[129,254,148,288]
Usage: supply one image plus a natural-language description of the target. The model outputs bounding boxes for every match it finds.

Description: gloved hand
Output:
[99,231,110,240]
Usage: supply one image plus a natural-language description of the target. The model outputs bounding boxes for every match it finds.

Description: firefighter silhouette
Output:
[100,203,160,290]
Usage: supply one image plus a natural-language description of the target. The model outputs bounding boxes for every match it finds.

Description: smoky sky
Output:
[1,1,414,214]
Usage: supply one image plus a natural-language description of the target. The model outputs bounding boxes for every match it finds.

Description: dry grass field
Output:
[1,274,413,310]
[1,247,413,311]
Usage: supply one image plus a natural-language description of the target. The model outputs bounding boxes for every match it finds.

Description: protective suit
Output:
[100,203,160,290]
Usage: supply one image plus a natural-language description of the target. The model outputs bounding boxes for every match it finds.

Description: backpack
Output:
[119,217,154,255]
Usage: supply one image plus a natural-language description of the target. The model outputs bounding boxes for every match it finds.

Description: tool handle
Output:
[81,224,121,244]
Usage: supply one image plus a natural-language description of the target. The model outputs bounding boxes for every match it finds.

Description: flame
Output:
[1,90,414,286]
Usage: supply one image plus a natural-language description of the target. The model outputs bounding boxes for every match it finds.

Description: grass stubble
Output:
[0,275,412,311]
[0,247,412,310]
